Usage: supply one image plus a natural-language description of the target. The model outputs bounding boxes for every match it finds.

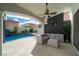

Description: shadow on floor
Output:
[31,43,78,56]
[31,43,63,56]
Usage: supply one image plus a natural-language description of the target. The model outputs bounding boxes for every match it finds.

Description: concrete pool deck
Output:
[3,37,36,56]
[3,36,79,56]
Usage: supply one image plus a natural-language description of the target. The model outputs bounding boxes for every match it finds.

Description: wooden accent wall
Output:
[44,13,64,34]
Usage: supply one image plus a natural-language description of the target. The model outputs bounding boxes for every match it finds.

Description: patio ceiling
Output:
[16,3,79,18]
[0,3,79,23]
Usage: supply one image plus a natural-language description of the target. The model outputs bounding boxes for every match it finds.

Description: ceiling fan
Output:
[40,3,57,20]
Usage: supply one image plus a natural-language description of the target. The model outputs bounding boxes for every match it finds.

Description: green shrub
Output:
[12,26,18,34]
[63,20,71,42]
[29,29,33,33]
[25,29,27,32]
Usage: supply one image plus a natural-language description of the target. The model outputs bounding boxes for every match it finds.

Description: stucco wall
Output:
[5,21,19,28]
[5,20,19,31]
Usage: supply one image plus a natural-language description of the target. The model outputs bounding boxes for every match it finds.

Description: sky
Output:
[6,14,40,25]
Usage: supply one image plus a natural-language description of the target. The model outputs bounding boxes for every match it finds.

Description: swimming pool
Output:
[5,33,34,42]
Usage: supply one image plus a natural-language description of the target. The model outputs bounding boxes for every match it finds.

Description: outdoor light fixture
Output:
[3,14,7,20]
[54,23,57,27]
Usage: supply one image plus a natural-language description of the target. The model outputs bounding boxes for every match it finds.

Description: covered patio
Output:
[0,3,79,56]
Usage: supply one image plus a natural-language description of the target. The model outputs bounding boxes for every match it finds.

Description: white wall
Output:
[70,4,79,44]
[6,27,14,31]
[17,26,25,33]
[17,26,30,33]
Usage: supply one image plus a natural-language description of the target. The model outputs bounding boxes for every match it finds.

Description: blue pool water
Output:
[5,33,34,42]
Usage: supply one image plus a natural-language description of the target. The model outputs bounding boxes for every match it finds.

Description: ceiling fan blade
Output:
[48,15,51,19]
[49,12,57,15]
[39,14,45,15]
[41,16,45,19]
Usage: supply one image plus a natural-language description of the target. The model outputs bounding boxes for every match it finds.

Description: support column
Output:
[0,10,3,56]
[0,10,5,56]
